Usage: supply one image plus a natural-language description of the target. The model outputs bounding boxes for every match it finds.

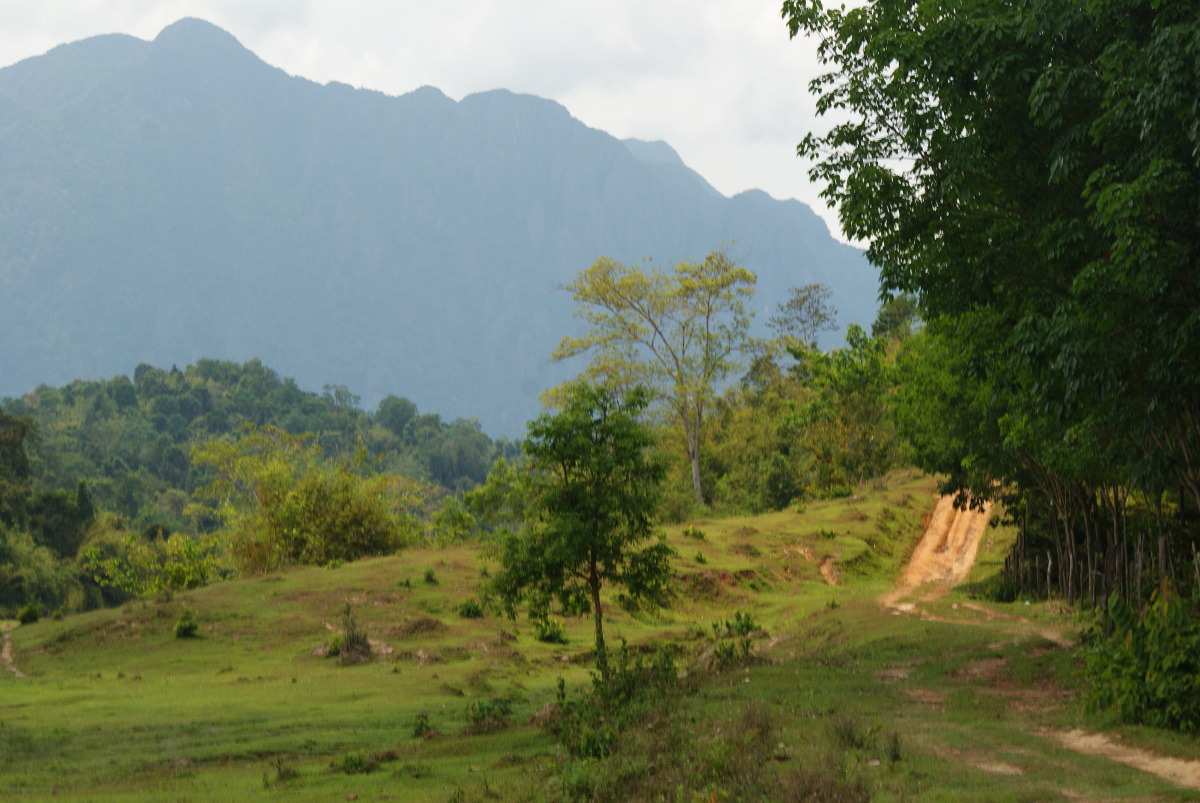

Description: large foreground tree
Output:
[490,384,672,681]
[783,0,1200,515]
[552,248,756,505]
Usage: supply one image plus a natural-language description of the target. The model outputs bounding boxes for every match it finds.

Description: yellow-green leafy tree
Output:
[552,248,756,505]
[189,425,432,574]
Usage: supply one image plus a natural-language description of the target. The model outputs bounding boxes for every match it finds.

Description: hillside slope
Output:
[0,18,877,434]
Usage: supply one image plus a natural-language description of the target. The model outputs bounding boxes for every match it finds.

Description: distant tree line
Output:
[0,358,520,616]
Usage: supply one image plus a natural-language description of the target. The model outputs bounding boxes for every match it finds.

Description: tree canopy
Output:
[490,384,672,680]
[784,0,1200,609]
[552,249,757,506]
[784,0,1200,505]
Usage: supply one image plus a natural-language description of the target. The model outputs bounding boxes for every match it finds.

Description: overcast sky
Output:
[2,1,848,241]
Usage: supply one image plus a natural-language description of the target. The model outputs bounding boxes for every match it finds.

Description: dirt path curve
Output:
[2,622,26,678]
[1051,730,1200,791]
[883,495,1200,791]
[880,494,993,610]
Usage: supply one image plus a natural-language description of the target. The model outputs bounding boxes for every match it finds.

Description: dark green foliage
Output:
[4,360,514,540]
[173,606,199,638]
[411,713,433,739]
[463,456,531,539]
[713,610,759,639]
[17,601,40,625]
[711,610,760,668]
[464,698,512,733]
[422,567,438,585]
[1086,584,1200,732]
[491,384,671,681]
[0,526,82,619]
[191,425,427,574]
[872,293,920,343]
[551,643,680,759]
[785,0,1200,607]
[457,598,484,619]
[681,526,706,541]
[336,752,375,774]
[533,617,567,645]
[81,532,225,599]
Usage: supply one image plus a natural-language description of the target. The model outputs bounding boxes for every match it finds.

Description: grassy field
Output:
[4,471,1199,801]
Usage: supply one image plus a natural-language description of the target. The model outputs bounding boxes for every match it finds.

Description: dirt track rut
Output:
[884,494,1200,791]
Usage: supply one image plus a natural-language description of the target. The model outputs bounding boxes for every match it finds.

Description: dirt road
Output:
[880,494,992,610]
[884,494,1200,792]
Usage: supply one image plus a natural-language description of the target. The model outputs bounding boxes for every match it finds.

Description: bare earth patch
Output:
[880,494,993,610]
[2,623,25,678]
[1050,730,1200,791]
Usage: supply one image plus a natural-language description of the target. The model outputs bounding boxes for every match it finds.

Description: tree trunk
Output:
[684,416,703,505]
[589,557,607,682]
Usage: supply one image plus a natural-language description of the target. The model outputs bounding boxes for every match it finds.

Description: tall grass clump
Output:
[339,603,371,665]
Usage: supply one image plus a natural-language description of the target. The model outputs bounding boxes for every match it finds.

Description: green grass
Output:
[3,472,1199,801]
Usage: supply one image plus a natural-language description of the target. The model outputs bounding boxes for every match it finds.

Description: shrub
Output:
[325,634,343,657]
[339,603,371,665]
[457,597,484,618]
[710,610,760,669]
[551,642,680,758]
[682,526,707,541]
[694,551,707,565]
[1086,583,1200,733]
[173,606,199,638]
[17,601,39,625]
[464,698,512,733]
[423,567,438,585]
[411,712,433,738]
[533,616,567,644]
[82,533,225,598]
[713,610,759,639]
[337,752,375,774]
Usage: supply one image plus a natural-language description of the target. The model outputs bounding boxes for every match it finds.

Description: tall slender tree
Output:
[552,248,756,504]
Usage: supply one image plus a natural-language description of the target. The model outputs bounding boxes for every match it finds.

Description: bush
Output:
[711,610,760,668]
[173,606,199,638]
[2,527,81,618]
[325,633,344,657]
[551,642,680,758]
[694,551,707,565]
[712,610,759,639]
[423,567,438,585]
[17,601,39,625]
[533,616,567,644]
[411,712,433,738]
[1086,584,1200,733]
[339,603,371,665]
[682,526,707,541]
[337,752,375,774]
[457,597,484,618]
[464,698,512,734]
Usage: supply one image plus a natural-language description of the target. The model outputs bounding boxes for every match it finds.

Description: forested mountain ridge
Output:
[1,358,513,538]
[0,17,877,435]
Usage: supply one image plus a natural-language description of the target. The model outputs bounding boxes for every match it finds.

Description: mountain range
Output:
[0,18,878,435]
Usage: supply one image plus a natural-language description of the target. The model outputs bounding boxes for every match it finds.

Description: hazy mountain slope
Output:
[0,18,877,435]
